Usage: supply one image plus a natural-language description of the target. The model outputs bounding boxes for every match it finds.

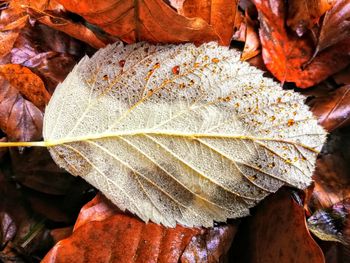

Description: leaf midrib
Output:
[45,130,321,153]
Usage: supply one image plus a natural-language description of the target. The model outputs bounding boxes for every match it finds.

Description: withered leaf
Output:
[309,129,350,209]
[27,8,109,49]
[43,42,326,227]
[0,0,63,59]
[10,24,91,93]
[0,77,42,142]
[308,198,350,244]
[0,64,50,109]
[56,0,219,44]
[254,0,350,88]
[315,0,350,55]
[286,0,333,36]
[241,11,260,61]
[171,0,239,45]
[310,85,350,132]
[230,189,325,262]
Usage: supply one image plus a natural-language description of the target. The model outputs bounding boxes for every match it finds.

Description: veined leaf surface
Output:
[43,42,327,227]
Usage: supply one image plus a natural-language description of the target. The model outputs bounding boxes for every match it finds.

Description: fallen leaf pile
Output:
[0,0,349,262]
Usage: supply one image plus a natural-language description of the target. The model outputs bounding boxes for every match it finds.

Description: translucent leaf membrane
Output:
[43,42,327,227]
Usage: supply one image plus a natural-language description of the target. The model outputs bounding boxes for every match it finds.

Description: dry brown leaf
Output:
[56,0,219,44]
[0,64,50,109]
[253,0,350,88]
[180,225,237,262]
[309,130,350,209]
[287,0,333,36]
[0,77,42,142]
[241,11,260,61]
[231,189,325,262]
[333,66,350,85]
[310,85,350,132]
[9,147,76,195]
[9,24,92,93]
[0,0,63,60]
[308,198,350,244]
[26,8,110,49]
[173,0,239,45]
[315,0,350,55]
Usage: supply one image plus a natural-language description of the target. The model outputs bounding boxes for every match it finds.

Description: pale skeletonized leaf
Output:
[43,42,327,227]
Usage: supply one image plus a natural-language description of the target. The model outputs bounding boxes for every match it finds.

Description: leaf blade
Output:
[44,42,327,227]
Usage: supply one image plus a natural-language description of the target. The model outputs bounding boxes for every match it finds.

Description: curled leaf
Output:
[43,42,326,227]
[26,8,109,49]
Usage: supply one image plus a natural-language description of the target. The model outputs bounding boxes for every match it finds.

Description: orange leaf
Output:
[0,64,50,109]
[56,0,220,44]
[43,194,237,263]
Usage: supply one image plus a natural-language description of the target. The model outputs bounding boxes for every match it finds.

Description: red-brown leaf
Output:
[286,0,333,36]
[310,85,350,132]
[309,130,350,210]
[27,8,111,49]
[315,0,350,55]
[0,77,42,142]
[231,189,325,262]
[42,194,237,263]
[9,24,92,93]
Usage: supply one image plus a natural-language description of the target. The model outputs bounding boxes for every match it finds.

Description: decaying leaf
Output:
[309,129,350,209]
[42,41,326,227]
[26,7,110,49]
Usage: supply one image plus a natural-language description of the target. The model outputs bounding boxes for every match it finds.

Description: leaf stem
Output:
[0,141,47,148]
